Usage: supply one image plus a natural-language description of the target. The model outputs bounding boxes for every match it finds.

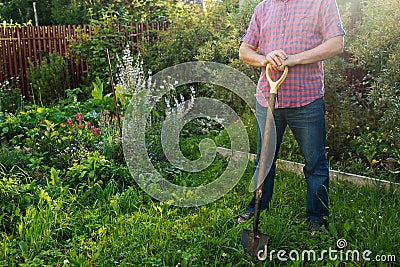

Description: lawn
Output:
[1,152,398,266]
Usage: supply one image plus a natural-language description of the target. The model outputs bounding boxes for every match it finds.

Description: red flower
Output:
[86,122,92,128]
[66,118,73,126]
[75,112,84,121]
[92,127,100,135]
[78,121,84,128]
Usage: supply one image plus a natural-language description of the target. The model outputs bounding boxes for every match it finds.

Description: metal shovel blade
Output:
[241,229,268,260]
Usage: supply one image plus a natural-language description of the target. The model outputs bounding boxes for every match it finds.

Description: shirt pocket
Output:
[290,13,318,50]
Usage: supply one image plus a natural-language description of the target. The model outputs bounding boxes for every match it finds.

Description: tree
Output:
[0,0,52,25]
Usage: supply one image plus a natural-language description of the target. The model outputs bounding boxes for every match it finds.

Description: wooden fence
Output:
[0,22,167,100]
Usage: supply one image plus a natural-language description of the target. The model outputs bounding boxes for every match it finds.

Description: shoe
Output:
[236,211,254,223]
[310,221,328,236]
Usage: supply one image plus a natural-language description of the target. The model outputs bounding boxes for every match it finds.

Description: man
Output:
[237,0,345,235]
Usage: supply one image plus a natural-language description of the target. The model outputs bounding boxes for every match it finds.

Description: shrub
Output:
[323,56,368,162]
[67,5,126,90]
[347,0,400,144]
[0,78,22,113]
[65,149,132,186]
[137,0,259,115]
[27,53,71,105]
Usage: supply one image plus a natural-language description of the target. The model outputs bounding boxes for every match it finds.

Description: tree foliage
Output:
[0,0,197,25]
[0,0,52,25]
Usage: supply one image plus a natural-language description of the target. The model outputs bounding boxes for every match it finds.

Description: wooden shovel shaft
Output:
[255,92,277,200]
[255,64,288,199]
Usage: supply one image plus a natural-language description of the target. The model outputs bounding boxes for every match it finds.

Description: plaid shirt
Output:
[242,0,345,108]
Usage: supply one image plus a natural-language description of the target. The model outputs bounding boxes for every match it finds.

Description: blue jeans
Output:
[247,97,329,224]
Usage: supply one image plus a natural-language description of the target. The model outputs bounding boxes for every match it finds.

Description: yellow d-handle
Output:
[266,64,289,94]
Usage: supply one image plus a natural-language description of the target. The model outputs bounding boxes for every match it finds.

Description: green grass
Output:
[1,159,399,266]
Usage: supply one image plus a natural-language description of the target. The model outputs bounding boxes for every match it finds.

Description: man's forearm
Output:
[287,35,344,67]
[238,35,344,69]
[238,43,268,67]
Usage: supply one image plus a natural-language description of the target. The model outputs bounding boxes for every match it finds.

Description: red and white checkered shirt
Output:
[242,0,345,108]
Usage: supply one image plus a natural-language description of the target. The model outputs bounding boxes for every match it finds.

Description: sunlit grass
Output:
[1,158,398,266]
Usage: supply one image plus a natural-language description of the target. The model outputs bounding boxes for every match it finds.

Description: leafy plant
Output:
[65,150,107,185]
[27,53,71,105]
[67,4,130,89]
[347,0,400,150]
[99,111,123,163]
[0,79,22,113]
[88,77,115,112]
[343,126,400,181]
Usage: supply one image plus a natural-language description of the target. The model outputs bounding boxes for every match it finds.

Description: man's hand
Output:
[277,35,345,71]
[239,35,344,71]
[276,54,297,71]
[239,43,289,69]
[266,49,288,70]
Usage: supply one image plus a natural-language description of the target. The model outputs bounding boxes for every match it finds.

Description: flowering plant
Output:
[65,112,100,136]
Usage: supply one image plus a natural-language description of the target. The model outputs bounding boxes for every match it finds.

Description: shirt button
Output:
[283,18,286,21]
[281,33,284,37]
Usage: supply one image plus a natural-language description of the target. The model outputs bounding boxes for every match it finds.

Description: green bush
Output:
[65,150,131,186]
[67,1,188,92]
[67,5,126,90]
[323,56,368,162]
[0,79,22,113]
[27,53,71,105]
[347,0,400,146]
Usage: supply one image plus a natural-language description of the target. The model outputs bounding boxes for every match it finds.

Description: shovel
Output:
[241,63,288,260]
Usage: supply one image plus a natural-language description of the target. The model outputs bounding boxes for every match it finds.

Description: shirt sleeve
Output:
[319,0,346,40]
[241,5,261,47]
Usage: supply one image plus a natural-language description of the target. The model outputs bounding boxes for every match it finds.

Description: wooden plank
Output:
[45,26,51,54]
[6,28,14,78]
[35,26,42,61]
[135,22,139,43]
[22,26,31,100]
[52,26,58,54]
[0,28,6,81]
[17,26,28,99]
[51,26,57,54]
[69,25,79,87]
[11,28,19,79]
[26,26,33,62]
[146,22,150,42]
[31,26,38,64]
[57,25,63,55]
